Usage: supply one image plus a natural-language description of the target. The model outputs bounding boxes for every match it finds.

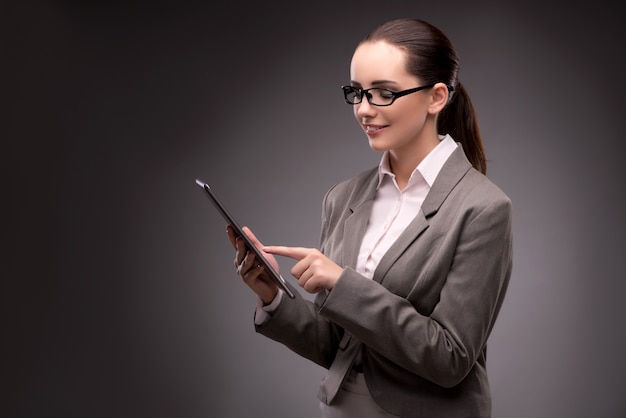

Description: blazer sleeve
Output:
[254,183,347,369]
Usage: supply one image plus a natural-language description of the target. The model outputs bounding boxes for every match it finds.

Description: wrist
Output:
[261,288,279,306]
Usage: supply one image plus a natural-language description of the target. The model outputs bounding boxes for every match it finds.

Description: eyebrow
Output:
[350,79,401,87]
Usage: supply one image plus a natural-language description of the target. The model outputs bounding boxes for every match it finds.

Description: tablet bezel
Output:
[195,179,296,299]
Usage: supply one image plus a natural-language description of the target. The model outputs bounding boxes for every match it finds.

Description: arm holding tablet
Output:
[226,224,282,304]
[196,179,344,303]
[196,179,295,299]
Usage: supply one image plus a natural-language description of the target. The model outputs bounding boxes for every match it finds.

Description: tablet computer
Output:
[195,179,295,299]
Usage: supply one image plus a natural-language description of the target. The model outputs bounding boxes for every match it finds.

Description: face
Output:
[349,41,436,154]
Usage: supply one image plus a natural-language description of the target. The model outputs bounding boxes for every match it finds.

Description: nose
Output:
[355,97,376,119]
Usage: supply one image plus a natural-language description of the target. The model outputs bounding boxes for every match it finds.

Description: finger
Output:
[241,226,280,265]
[241,256,264,283]
[302,278,320,294]
[296,265,311,287]
[233,236,249,267]
[297,269,323,294]
[226,225,238,248]
[290,257,311,281]
[241,226,264,249]
[238,250,258,275]
[262,245,311,260]
[242,251,254,272]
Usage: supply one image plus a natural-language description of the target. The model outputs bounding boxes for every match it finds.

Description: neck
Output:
[388,134,440,189]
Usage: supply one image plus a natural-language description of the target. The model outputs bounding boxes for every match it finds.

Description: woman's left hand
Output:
[262,246,344,294]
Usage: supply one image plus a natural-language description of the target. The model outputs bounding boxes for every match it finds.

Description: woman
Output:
[227,18,512,418]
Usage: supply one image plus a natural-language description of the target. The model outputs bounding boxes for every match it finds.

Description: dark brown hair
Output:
[361,18,487,174]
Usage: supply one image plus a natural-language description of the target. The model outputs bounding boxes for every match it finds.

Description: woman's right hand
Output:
[226,225,279,304]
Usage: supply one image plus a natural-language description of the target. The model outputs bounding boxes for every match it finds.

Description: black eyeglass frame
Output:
[341,83,440,106]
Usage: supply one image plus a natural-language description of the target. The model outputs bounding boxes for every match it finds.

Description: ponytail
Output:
[438,82,487,174]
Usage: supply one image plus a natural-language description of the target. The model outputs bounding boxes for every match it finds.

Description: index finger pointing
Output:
[262,246,311,260]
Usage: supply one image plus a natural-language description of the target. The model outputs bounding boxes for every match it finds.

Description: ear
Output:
[428,82,449,114]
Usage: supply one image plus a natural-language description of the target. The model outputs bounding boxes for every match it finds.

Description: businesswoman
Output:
[227,18,513,418]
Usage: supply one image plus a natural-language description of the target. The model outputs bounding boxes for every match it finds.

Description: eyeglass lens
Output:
[344,87,396,105]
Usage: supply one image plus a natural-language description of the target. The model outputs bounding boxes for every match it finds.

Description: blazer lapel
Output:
[372,145,472,283]
[341,173,379,269]
[420,145,472,218]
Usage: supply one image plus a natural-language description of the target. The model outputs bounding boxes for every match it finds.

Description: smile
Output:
[364,125,386,134]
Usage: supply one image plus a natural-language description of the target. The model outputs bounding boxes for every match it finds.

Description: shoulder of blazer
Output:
[423,143,511,218]
[323,166,379,211]
[325,143,501,216]
[421,144,473,217]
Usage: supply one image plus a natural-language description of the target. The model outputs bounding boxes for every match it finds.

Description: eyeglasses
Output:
[341,83,436,106]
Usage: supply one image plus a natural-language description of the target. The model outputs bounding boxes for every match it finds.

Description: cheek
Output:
[393,108,428,140]
[396,103,426,127]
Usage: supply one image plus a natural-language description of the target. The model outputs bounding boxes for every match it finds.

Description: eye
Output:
[376,89,395,99]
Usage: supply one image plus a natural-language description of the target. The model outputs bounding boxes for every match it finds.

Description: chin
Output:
[368,139,390,153]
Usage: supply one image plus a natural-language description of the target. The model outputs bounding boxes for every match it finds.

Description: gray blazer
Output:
[257,145,513,418]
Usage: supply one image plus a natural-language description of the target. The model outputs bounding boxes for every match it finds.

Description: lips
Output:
[364,124,386,135]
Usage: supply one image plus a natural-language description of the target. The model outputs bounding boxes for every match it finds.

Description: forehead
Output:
[350,40,414,84]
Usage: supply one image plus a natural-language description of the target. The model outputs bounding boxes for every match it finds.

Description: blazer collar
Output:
[375,145,472,283]
[340,144,472,273]
[421,144,473,217]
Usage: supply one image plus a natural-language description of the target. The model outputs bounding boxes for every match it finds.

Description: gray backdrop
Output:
[5,1,626,417]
